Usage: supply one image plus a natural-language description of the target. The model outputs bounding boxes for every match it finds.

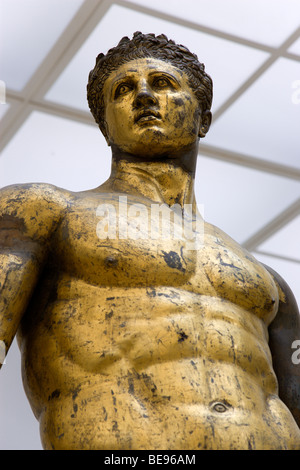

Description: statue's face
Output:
[103,58,206,156]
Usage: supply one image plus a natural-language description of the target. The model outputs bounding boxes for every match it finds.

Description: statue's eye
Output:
[154,77,170,88]
[115,84,131,97]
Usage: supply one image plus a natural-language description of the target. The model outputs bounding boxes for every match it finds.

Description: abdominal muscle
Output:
[20,280,300,450]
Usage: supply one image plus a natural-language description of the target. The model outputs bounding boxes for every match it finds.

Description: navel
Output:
[105,255,119,268]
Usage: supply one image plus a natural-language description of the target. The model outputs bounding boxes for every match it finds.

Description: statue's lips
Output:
[135,110,162,124]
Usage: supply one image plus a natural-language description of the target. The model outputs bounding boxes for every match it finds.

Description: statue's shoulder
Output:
[0,183,73,239]
[0,182,71,209]
[203,220,264,266]
[264,263,299,314]
[203,220,242,250]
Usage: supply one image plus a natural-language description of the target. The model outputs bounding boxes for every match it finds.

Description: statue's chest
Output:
[194,226,279,323]
[53,196,197,287]
[52,198,278,324]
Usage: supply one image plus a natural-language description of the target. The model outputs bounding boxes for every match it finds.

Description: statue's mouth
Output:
[135,109,161,123]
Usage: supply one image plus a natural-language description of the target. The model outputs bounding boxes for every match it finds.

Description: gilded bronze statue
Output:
[0,32,299,450]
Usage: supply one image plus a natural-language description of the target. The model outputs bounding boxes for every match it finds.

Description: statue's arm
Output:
[0,183,66,367]
[265,264,300,428]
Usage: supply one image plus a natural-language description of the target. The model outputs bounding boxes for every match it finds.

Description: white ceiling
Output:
[0,0,299,450]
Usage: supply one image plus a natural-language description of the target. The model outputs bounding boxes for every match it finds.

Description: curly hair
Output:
[87,32,213,140]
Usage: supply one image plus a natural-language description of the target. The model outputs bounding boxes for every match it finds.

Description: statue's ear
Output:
[198,110,212,138]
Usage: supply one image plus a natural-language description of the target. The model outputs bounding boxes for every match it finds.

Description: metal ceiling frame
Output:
[1,0,300,257]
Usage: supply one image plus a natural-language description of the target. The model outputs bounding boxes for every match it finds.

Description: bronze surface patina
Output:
[0,32,300,450]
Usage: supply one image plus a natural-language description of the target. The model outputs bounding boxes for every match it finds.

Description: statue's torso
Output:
[18,191,300,450]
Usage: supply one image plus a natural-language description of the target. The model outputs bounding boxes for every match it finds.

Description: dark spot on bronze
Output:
[173,97,184,106]
[147,288,156,297]
[177,329,188,342]
[128,377,134,395]
[162,250,185,272]
[105,310,114,319]
[48,389,61,401]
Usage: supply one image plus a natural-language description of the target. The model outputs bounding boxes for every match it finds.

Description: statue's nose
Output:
[134,82,158,108]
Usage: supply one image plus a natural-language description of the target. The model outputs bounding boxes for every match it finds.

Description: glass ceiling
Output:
[207,57,300,168]
[0,0,85,90]
[123,0,300,47]
[45,3,270,112]
[0,0,300,450]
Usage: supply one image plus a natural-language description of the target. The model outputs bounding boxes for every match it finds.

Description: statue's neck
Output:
[107,157,196,209]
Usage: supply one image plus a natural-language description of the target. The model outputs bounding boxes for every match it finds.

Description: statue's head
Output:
[87,32,213,145]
